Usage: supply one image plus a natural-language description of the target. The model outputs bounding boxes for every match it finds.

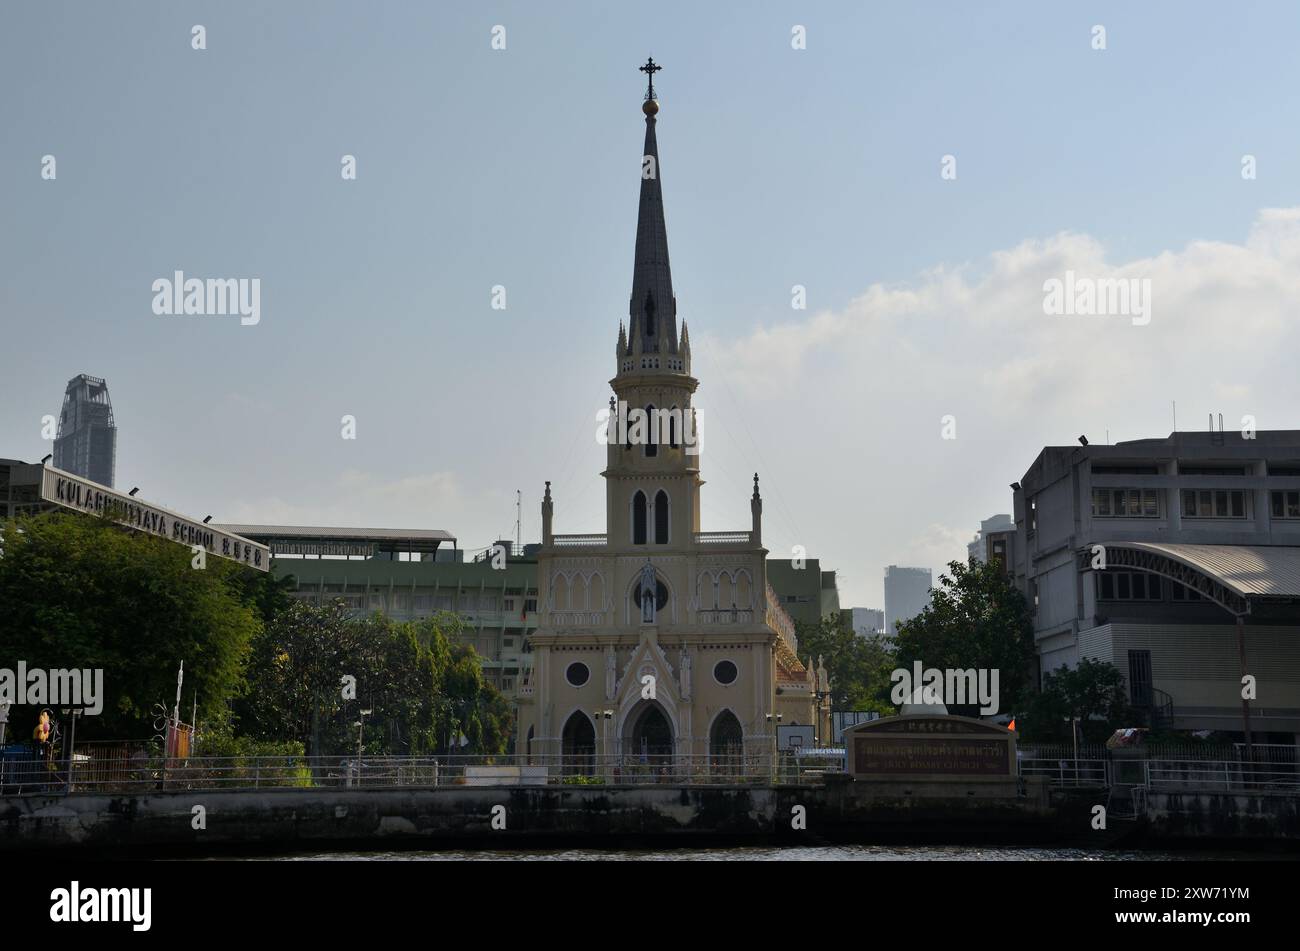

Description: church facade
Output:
[516,65,826,771]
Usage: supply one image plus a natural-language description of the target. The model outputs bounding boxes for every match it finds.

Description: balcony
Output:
[551,534,608,548]
[694,531,751,545]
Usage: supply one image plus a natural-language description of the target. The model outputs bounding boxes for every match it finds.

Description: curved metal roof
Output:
[1081,542,1300,616]
[1119,543,1300,598]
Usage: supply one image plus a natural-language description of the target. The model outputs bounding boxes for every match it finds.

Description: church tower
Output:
[606,57,701,557]
[518,61,820,770]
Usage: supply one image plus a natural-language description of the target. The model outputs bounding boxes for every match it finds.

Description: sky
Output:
[4,1,1300,609]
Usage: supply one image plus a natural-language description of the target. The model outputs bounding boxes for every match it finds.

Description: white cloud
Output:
[698,208,1300,607]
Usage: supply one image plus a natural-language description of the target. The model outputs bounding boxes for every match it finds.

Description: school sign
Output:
[40,467,269,571]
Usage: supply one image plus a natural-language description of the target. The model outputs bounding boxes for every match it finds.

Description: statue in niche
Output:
[679,648,692,700]
[640,561,656,623]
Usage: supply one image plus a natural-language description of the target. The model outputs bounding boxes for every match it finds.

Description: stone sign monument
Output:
[843,714,1018,799]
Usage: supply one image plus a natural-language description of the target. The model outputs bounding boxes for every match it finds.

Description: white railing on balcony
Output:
[551,534,608,547]
[694,531,751,545]
[698,609,755,625]
[765,582,802,668]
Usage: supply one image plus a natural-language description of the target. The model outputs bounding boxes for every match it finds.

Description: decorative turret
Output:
[542,481,553,545]
[751,472,763,545]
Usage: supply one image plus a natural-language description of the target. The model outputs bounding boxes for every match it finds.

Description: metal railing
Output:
[694,532,751,545]
[8,746,1299,797]
[2,752,808,796]
[1017,757,1110,787]
[550,534,608,548]
[1146,760,1300,792]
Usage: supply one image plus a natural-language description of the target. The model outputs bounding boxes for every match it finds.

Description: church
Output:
[516,61,828,773]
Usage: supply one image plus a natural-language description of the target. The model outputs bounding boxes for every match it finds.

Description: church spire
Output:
[626,57,678,357]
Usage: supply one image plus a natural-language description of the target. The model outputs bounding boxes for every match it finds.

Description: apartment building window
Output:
[1180,465,1247,476]
[1092,488,1159,518]
[1181,489,1248,519]
[1097,571,1163,601]
[1092,465,1160,475]
[1271,491,1300,519]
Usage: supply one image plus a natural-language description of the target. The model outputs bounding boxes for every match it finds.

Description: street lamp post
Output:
[61,707,82,795]
[766,712,783,781]
[592,709,614,778]
[1067,716,1081,784]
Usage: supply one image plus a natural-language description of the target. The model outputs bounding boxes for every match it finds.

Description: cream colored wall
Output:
[514,345,806,761]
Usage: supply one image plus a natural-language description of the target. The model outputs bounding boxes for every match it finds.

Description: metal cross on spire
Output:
[639,57,661,101]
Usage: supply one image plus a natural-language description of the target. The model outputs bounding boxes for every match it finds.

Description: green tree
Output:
[235,598,370,756]
[794,614,896,714]
[236,602,512,756]
[1024,658,1131,743]
[0,511,258,740]
[890,558,1036,717]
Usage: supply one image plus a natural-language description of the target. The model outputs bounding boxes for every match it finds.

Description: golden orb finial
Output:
[642,98,659,116]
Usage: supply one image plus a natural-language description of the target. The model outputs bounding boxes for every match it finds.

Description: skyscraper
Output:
[884,565,932,634]
[53,374,117,487]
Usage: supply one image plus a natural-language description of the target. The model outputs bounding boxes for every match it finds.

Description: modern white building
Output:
[1011,430,1300,742]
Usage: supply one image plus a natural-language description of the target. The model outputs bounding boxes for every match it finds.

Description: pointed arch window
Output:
[632,490,648,545]
[644,404,658,457]
[669,406,679,449]
[654,489,669,544]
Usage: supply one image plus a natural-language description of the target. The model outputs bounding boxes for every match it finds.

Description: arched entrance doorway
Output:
[561,711,595,775]
[710,710,744,777]
[621,701,675,779]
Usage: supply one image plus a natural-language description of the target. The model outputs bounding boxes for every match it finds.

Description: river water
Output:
[257,845,1276,861]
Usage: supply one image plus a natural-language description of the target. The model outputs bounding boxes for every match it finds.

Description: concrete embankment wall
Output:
[1,785,804,853]
[3,782,1297,854]
[1145,790,1300,842]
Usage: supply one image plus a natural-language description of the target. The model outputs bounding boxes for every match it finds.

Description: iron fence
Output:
[2,751,799,795]
[1146,760,1300,792]
[1017,757,1110,787]
[6,743,1300,797]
